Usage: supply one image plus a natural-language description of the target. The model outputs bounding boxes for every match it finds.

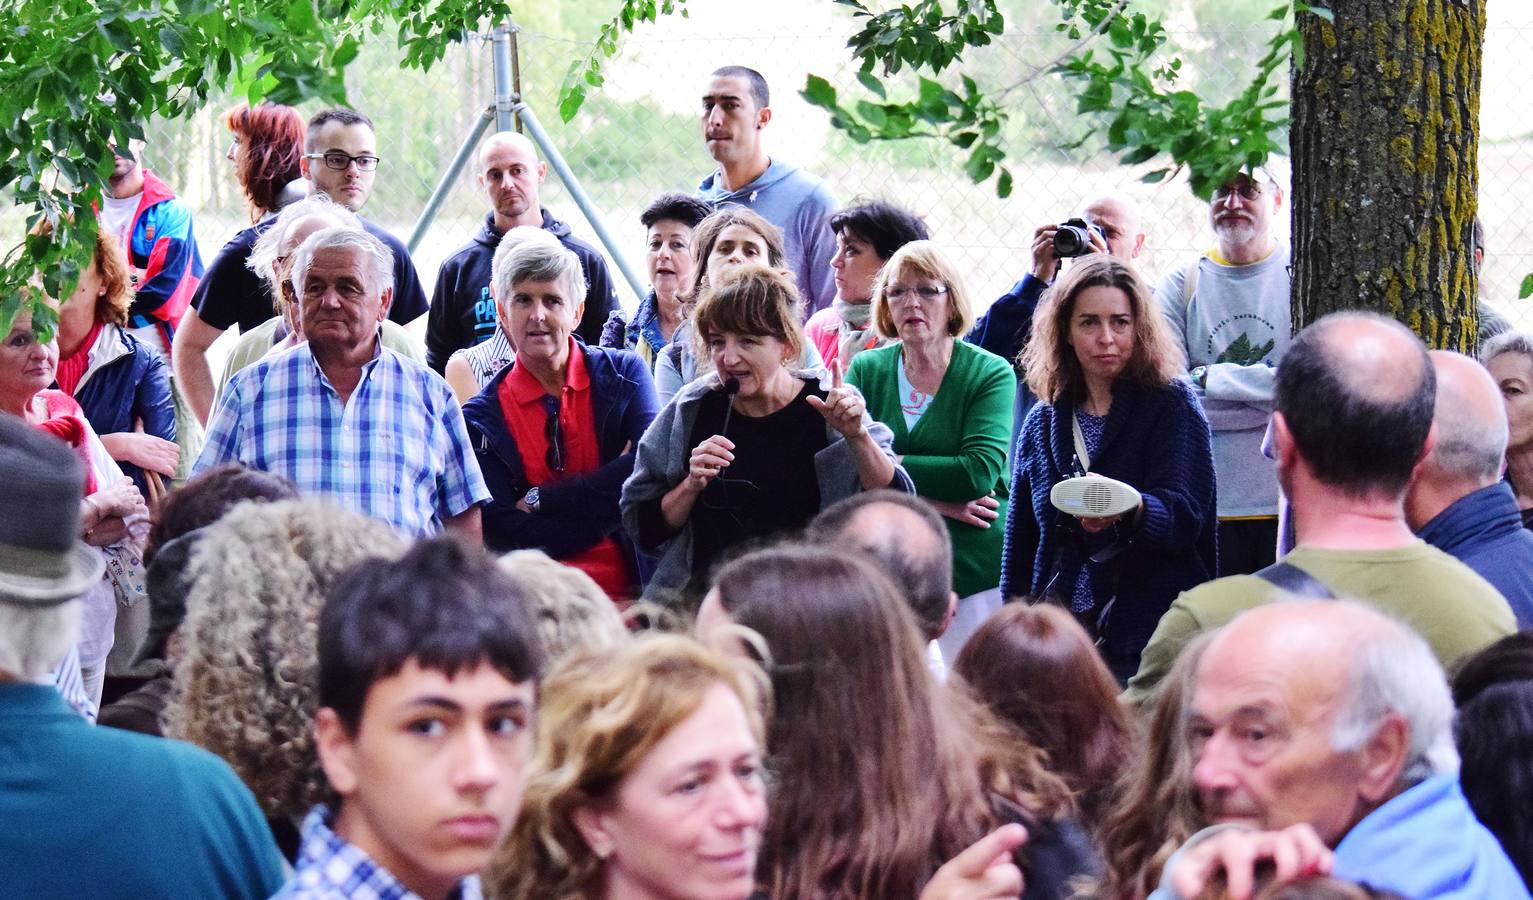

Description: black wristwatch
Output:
[523,487,541,512]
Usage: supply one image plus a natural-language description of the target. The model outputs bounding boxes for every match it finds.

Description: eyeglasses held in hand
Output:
[305,151,381,172]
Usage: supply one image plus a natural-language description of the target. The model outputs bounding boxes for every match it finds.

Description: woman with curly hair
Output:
[162,498,406,861]
[697,544,1099,900]
[1002,254,1216,682]
[486,633,769,900]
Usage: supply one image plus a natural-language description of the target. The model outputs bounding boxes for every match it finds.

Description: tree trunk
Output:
[1290,0,1484,349]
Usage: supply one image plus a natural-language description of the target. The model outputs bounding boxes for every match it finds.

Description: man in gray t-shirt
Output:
[1157,166,1289,575]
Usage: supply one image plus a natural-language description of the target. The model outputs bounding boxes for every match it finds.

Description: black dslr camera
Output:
[1053,217,1105,258]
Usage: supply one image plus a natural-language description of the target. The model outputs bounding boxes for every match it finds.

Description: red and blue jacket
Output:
[121,170,202,352]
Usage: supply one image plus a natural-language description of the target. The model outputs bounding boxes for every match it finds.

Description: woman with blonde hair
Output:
[162,498,406,860]
[1001,254,1216,682]
[847,239,1016,655]
[486,633,769,900]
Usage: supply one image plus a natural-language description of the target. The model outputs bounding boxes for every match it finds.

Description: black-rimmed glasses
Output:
[304,151,380,172]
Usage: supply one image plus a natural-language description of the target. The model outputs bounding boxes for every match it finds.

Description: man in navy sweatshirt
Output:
[427,131,618,372]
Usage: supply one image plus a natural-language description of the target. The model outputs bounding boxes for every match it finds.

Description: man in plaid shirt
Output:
[194,227,488,539]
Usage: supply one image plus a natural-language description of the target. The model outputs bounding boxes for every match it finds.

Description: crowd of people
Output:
[2,62,1533,899]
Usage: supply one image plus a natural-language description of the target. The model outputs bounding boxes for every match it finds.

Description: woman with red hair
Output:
[222,101,306,219]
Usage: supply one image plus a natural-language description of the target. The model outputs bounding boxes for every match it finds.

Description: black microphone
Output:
[720,376,741,438]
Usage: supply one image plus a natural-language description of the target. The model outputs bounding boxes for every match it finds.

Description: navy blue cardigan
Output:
[1000,378,1217,659]
[461,343,659,568]
[72,327,175,495]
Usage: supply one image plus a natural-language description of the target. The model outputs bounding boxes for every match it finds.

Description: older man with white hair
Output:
[1405,350,1533,626]
[195,227,489,538]
[1150,600,1529,899]
[0,416,284,897]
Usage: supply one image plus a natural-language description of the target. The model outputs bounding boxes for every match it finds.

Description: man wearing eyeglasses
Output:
[175,107,429,425]
[1156,164,1291,576]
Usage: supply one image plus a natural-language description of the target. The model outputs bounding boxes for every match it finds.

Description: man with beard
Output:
[1157,167,1290,575]
[427,131,617,373]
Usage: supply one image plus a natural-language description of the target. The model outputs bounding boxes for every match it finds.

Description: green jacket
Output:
[848,340,1015,597]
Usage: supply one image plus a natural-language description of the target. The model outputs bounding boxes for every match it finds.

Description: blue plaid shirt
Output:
[195,341,489,537]
[274,806,482,900]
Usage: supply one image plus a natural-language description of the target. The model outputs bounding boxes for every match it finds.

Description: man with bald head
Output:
[967,192,1146,425]
[807,490,958,677]
[1125,312,1514,703]
[1405,350,1533,625]
[427,130,617,372]
[1148,600,1528,899]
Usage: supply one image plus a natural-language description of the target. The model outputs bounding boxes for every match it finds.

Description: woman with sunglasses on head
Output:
[653,207,828,405]
[463,238,659,604]
[622,264,909,606]
[846,240,1015,660]
[1001,255,1216,684]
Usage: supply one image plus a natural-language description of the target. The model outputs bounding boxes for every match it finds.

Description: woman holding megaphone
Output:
[1001,255,1217,683]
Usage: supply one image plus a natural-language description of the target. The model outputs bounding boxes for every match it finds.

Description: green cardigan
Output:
[847,340,1015,597]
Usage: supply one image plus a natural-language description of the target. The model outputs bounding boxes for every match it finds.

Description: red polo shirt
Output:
[498,340,630,601]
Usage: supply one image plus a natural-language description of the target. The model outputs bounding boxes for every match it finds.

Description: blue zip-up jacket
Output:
[69,324,175,495]
[1002,378,1217,665]
[1417,481,1533,627]
[966,272,1046,440]
[462,342,659,573]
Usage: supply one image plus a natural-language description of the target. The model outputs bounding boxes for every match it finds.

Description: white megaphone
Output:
[1049,474,1142,518]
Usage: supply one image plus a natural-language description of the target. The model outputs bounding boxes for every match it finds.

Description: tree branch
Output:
[996,0,1131,101]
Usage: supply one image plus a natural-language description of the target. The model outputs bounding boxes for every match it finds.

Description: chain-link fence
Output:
[137,2,1533,332]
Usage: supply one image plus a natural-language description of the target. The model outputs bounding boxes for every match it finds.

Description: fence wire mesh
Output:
[135,3,1533,331]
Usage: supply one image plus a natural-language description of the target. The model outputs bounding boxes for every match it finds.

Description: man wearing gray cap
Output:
[0,417,284,898]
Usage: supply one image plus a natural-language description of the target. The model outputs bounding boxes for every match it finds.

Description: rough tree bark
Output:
[1291,0,1484,349]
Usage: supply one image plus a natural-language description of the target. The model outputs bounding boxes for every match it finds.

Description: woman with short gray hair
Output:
[442,227,562,402]
[1483,331,1533,528]
[461,237,658,603]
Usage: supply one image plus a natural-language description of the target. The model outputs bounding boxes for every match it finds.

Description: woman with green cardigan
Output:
[847,241,1015,660]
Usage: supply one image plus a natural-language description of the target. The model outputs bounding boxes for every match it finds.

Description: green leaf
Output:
[856,69,886,99]
[996,167,1013,198]
[1521,273,1533,300]
[802,74,838,110]
[1121,145,1159,166]
[558,84,586,123]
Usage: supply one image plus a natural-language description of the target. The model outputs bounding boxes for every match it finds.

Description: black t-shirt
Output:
[192,215,428,333]
[688,381,829,582]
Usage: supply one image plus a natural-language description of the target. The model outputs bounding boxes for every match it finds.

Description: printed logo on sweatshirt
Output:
[471,286,497,344]
[1205,313,1279,366]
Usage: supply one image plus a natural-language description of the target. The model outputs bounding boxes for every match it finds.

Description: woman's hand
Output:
[91,477,147,520]
[686,434,735,491]
[931,493,1001,528]
[806,361,867,439]
[1072,474,1137,533]
[99,431,179,477]
[919,823,1028,900]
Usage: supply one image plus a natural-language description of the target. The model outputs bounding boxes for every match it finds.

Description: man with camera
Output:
[967,192,1146,426]
[1156,165,1289,576]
